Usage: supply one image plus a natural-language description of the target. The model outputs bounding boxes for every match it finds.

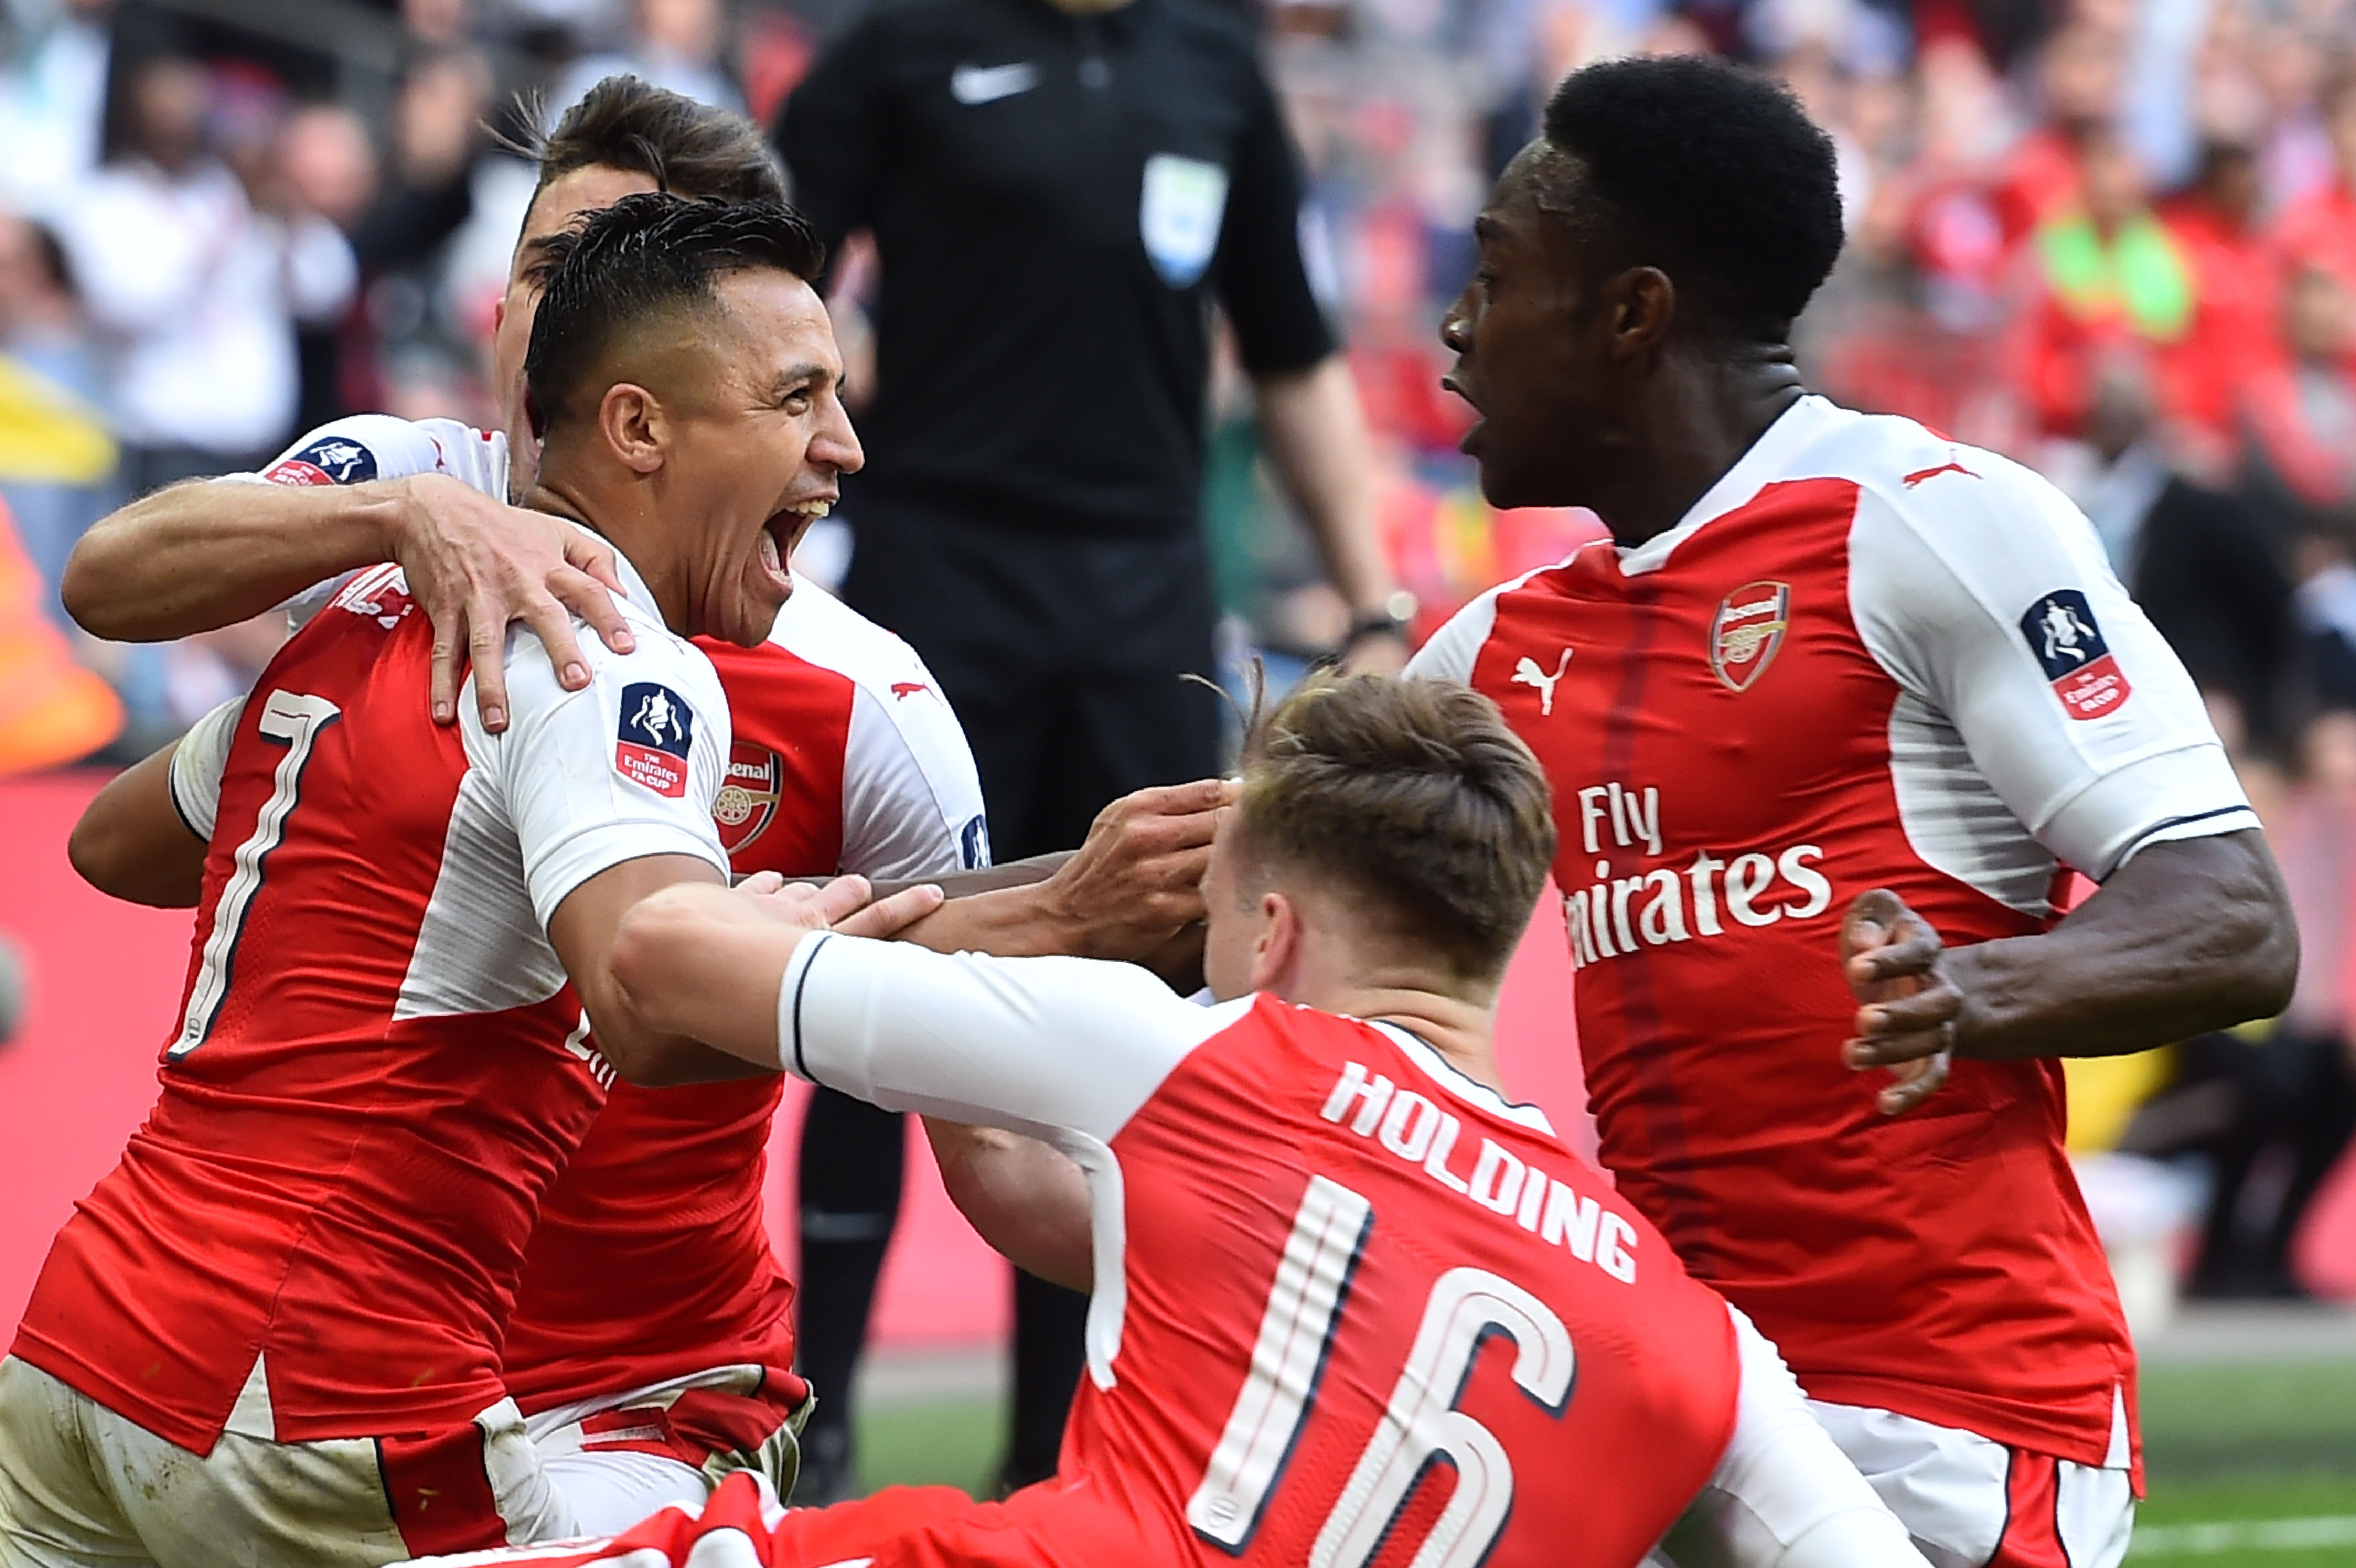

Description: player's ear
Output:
[598,383,667,475]
[1249,890,1299,996]
[1603,266,1676,361]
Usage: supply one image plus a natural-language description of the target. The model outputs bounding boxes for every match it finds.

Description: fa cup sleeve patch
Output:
[265,436,380,487]
[616,682,696,798]
[2019,589,2131,721]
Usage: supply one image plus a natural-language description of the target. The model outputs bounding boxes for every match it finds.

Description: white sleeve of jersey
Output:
[1848,464,2257,881]
[765,577,991,879]
[777,932,1246,1393]
[1403,583,1507,685]
[219,415,512,628]
[1653,1306,1931,1568]
[166,695,246,840]
[838,680,989,880]
[466,610,732,931]
[775,932,1243,1141]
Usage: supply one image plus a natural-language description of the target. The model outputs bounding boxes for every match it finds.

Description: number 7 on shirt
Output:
[171,690,342,1058]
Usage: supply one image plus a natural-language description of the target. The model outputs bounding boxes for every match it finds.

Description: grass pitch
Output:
[842,1357,2356,1566]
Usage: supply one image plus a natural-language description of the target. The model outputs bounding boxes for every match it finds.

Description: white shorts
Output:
[524,1366,810,1537]
[1805,1398,2136,1568]
[0,1356,576,1568]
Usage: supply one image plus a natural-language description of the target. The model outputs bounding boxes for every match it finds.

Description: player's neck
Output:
[521,476,687,632]
[1319,984,1507,1098]
[1597,352,1805,550]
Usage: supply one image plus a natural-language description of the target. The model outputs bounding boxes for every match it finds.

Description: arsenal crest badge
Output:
[713,742,783,853]
[1709,580,1790,692]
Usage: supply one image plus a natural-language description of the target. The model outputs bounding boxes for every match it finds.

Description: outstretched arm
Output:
[63,470,633,730]
[889,779,1229,986]
[1842,829,2296,1114]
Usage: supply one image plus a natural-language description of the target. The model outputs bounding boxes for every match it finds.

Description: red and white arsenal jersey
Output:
[216,414,989,1424]
[1407,393,2255,1469]
[773,936,1746,1568]
[10,544,730,1455]
[502,573,987,1422]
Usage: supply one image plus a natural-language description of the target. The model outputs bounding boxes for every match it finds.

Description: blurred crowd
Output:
[0,0,2354,1301]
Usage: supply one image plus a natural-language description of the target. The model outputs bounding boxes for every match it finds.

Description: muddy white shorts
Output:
[0,1356,577,1568]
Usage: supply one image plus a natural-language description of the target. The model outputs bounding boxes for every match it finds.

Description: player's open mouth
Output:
[757,499,832,588]
[1441,372,1482,454]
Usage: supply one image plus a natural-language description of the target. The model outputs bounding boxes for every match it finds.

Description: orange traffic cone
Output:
[0,491,120,774]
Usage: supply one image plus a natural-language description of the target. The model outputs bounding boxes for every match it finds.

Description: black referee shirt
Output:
[777,0,1337,538]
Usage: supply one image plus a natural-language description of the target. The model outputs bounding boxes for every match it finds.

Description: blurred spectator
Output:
[2160,137,2276,452]
[403,0,473,49]
[2175,712,2356,1298]
[55,56,355,494]
[0,210,112,623]
[2017,130,2197,441]
[350,44,495,390]
[2297,510,2356,711]
[551,0,742,122]
[0,0,115,215]
[2245,263,2356,507]
[277,102,378,432]
[1992,20,2122,245]
[2276,70,2356,309]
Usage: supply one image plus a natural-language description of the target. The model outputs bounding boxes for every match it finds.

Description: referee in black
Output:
[774,0,1406,1503]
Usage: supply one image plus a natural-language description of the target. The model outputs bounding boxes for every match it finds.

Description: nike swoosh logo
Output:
[950,62,1039,104]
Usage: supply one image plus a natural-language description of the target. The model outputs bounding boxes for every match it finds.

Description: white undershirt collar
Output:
[1363,1019,1556,1136]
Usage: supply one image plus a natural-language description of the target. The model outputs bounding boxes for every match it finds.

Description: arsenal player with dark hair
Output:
[0,191,949,1567]
[1409,54,2297,1568]
[41,80,1229,1558]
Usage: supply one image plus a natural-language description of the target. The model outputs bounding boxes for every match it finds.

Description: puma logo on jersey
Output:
[1321,1060,1637,1284]
[1902,458,1976,488]
[1510,649,1571,715]
[890,681,930,701]
[950,62,1038,104]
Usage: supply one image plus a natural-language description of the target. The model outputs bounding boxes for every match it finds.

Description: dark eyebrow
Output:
[1472,215,1499,243]
[768,362,834,398]
[518,234,563,286]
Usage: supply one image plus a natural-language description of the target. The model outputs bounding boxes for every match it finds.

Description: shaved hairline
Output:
[545,268,814,430]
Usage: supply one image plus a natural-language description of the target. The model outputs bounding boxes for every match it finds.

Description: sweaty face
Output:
[494,164,661,482]
[658,269,863,648]
[1440,146,1619,511]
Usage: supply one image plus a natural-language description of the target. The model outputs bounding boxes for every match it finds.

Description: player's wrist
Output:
[357,476,426,567]
[1341,590,1417,653]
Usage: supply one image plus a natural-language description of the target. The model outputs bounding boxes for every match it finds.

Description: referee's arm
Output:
[1217,66,1404,667]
